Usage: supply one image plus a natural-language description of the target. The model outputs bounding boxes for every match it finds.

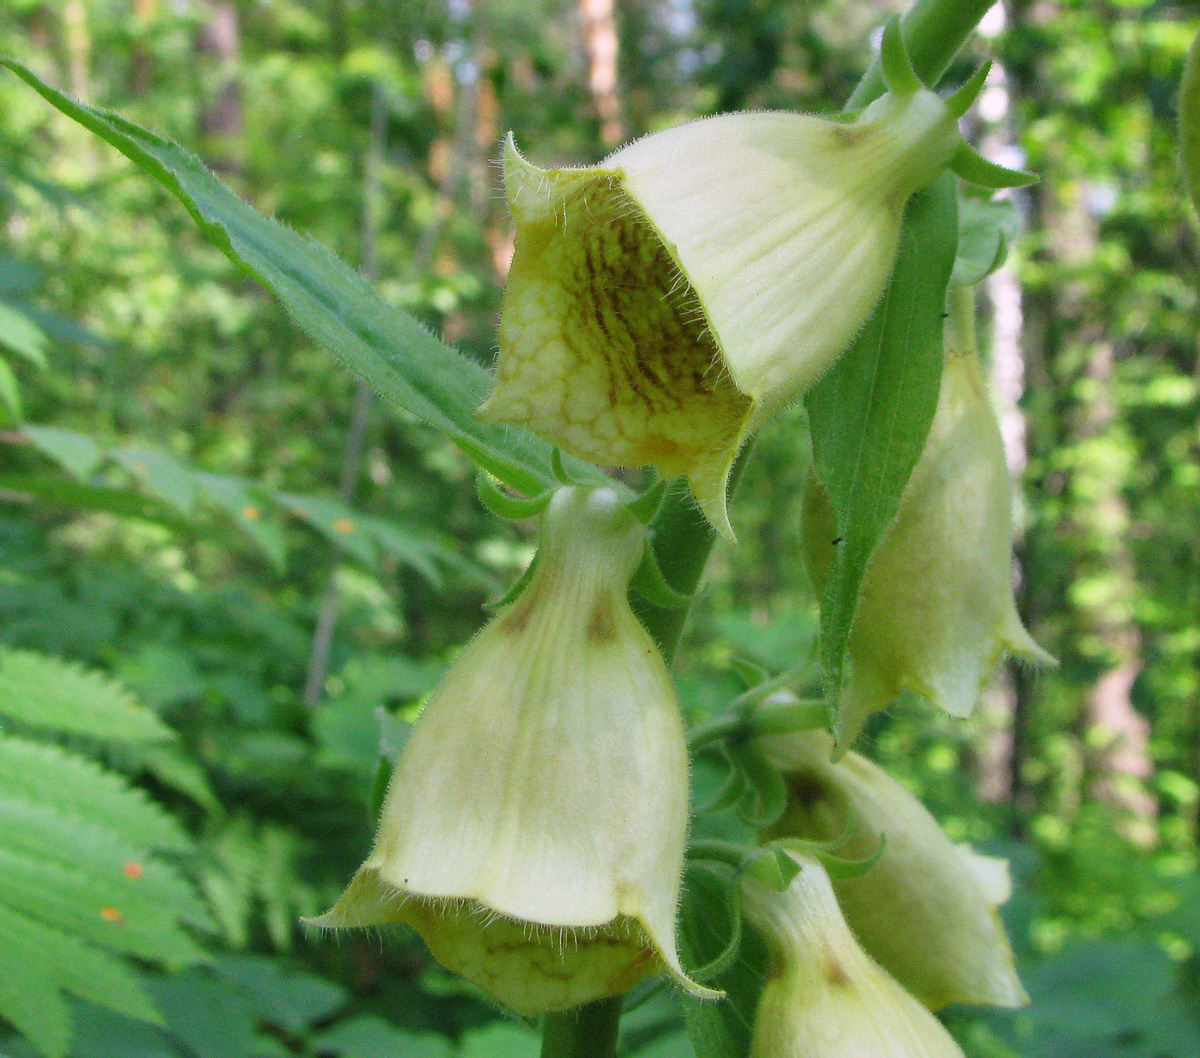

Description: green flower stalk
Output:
[762,728,1027,1011]
[741,849,967,1058]
[478,24,1028,538]
[310,487,716,1015]
[803,302,1053,742]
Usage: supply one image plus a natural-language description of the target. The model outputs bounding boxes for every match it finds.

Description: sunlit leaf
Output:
[1,59,605,496]
[804,175,958,740]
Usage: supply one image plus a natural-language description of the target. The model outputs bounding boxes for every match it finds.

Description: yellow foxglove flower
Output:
[802,316,1053,741]
[762,729,1027,1010]
[477,46,1004,538]
[742,850,966,1058]
[310,486,716,1015]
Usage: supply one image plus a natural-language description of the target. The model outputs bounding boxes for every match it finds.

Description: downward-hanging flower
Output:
[741,849,967,1058]
[310,486,716,1016]
[762,728,1027,1011]
[802,305,1053,742]
[478,24,1031,537]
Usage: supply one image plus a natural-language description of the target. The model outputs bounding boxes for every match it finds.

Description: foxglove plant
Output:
[312,486,716,1014]
[478,19,1029,536]
[0,2,1050,1056]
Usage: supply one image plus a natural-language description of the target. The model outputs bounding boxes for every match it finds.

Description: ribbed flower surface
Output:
[479,87,962,537]
[803,340,1053,741]
[742,851,966,1058]
[311,487,715,1015]
[762,729,1027,1010]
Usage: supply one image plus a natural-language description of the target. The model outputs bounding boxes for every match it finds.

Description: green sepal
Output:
[683,863,744,981]
[550,447,586,486]
[729,656,771,690]
[727,741,787,829]
[879,16,922,97]
[814,833,887,880]
[630,539,693,609]
[483,551,540,611]
[742,844,804,892]
[475,472,553,521]
[950,141,1037,188]
[623,478,667,525]
[367,756,391,826]
[695,755,749,815]
[946,61,992,119]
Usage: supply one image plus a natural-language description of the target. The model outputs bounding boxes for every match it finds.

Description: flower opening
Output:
[310,486,716,1015]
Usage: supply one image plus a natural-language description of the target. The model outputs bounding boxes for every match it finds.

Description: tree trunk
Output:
[1006,0,1155,842]
[195,0,243,172]
[579,0,624,147]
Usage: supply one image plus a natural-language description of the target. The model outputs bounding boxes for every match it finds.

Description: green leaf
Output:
[22,425,105,481]
[0,302,48,367]
[360,516,449,587]
[0,736,192,853]
[111,447,198,516]
[1,59,602,496]
[804,174,958,741]
[0,846,206,965]
[132,745,220,812]
[0,357,21,420]
[0,473,192,531]
[275,492,379,567]
[0,905,161,1029]
[144,972,257,1058]
[0,796,209,928]
[312,1015,451,1058]
[213,956,346,1034]
[678,863,769,1058]
[0,648,174,744]
[951,194,1019,286]
[1181,26,1200,217]
[191,472,287,570]
[0,952,68,1058]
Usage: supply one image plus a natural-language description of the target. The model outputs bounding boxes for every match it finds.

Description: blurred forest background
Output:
[0,1,1198,1056]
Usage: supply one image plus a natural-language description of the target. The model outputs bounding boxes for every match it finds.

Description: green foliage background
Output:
[0,1,1198,1056]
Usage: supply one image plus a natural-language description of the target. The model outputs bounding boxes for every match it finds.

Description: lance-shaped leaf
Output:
[1,59,602,496]
[804,174,958,745]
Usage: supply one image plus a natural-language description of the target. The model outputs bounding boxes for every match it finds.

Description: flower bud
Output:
[741,850,966,1058]
[802,334,1053,741]
[310,487,716,1015]
[761,729,1027,1010]
[479,82,973,537]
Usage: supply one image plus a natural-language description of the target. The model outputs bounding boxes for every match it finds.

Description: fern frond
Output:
[0,847,207,965]
[0,796,210,928]
[0,904,161,1027]
[0,648,173,744]
[0,736,191,853]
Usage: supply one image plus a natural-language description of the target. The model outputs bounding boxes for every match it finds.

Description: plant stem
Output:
[541,997,623,1058]
[846,0,998,109]
[542,4,998,1056]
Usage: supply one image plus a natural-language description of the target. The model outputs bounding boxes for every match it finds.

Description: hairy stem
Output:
[846,0,998,109]
[541,997,623,1058]
[542,3,997,1056]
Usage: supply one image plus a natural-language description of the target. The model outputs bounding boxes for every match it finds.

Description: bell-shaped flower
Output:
[802,325,1053,741]
[478,31,1025,537]
[741,849,966,1058]
[310,486,716,1016]
[761,728,1027,1010]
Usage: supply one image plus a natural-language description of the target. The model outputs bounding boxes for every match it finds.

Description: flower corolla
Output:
[802,326,1053,741]
[479,61,1000,537]
[311,486,716,1014]
[741,849,966,1058]
[762,729,1027,1010]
